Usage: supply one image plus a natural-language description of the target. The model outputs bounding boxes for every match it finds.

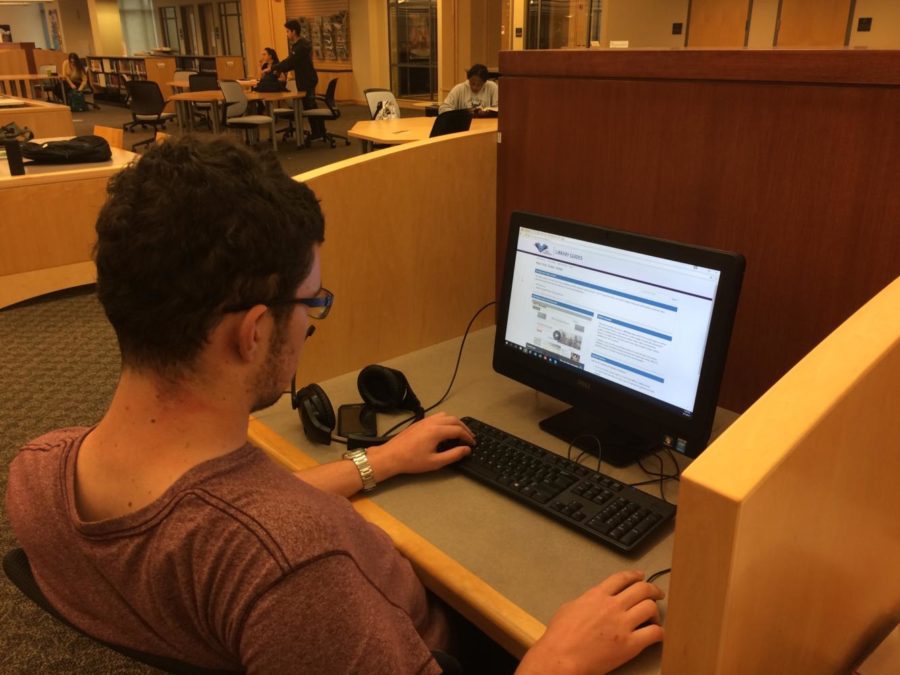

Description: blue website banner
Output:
[536,269,678,312]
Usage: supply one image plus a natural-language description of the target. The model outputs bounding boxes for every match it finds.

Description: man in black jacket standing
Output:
[274,19,325,140]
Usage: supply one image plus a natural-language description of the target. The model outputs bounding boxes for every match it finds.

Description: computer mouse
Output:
[436,438,473,453]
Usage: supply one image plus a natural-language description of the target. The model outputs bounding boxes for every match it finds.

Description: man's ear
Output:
[235,305,271,363]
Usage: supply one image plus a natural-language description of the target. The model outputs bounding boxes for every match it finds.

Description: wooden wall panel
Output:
[775,0,853,46]
[687,0,751,46]
[663,278,900,672]
[0,49,29,75]
[496,49,900,412]
[293,130,497,385]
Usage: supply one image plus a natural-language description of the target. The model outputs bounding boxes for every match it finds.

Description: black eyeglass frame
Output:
[222,287,334,319]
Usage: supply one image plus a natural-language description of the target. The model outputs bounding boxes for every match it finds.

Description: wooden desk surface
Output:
[168,89,302,103]
[249,327,737,669]
[0,139,135,182]
[348,117,498,145]
[0,74,46,81]
[167,79,254,90]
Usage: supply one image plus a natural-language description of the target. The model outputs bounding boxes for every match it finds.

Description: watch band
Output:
[342,448,376,492]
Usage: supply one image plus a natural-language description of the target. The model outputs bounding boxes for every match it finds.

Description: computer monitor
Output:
[430,109,473,137]
[494,212,745,466]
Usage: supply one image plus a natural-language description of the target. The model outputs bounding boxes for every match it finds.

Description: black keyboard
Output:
[454,417,676,554]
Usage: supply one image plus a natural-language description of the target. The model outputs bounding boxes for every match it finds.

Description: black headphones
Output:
[291,364,424,446]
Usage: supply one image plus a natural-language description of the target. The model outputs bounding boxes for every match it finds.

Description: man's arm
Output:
[273,39,308,73]
[293,412,473,497]
[239,554,442,674]
[488,81,499,108]
[439,83,464,114]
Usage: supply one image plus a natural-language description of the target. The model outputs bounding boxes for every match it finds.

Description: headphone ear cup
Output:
[295,383,335,445]
[357,364,423,417]
[357,365,403,411]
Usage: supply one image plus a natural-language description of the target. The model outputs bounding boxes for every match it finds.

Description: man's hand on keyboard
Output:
[516,569,664,675]
[371,413,473,477]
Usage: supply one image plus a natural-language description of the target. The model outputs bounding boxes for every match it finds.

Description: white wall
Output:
[1,4,49,48]
[348,0,389,98]
[605,0,690,48]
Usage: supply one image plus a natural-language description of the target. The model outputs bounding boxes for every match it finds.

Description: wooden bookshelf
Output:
[87,55,175,105]
[173,55,245,79]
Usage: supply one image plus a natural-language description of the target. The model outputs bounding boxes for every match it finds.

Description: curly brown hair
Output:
[94,136,324,376]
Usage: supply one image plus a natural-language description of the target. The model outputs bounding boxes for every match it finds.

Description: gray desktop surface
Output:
[254,327,737,672]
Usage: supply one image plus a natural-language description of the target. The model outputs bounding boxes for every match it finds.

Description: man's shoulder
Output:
[10,427,88,475]
[18,426,90,452]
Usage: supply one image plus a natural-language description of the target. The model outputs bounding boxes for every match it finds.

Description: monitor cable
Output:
[380,300,497,437]
[631,446,682,502]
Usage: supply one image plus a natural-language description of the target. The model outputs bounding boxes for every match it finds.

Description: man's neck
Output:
[75,368,251,521]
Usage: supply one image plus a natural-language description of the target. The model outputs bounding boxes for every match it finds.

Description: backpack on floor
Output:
[69,90,87,113]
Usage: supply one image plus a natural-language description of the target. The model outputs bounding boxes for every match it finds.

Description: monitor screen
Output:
[494,212,745,465]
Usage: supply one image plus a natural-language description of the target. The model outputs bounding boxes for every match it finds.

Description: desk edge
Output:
[247,417,546,659]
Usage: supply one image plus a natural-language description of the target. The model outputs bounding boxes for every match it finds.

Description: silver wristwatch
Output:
[342,448,376,492]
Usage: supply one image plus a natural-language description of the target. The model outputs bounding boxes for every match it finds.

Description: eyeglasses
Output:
[223,287,334,319]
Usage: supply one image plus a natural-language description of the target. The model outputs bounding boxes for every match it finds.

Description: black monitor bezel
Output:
[493,212,745,459]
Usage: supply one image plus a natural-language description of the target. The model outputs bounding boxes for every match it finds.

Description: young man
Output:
[438,64,499,115]
[6,138,664,673]
[274,19,326,139]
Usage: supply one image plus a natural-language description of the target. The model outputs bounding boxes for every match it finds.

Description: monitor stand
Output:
[538,407,657,467]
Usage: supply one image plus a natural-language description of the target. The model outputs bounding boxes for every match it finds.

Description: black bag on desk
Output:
[20,135,111,164]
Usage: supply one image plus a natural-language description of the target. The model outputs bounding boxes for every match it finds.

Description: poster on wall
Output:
[47,10,62,50]
[293,11,350,62]
[407,12,430,60]
[0,25,13,43]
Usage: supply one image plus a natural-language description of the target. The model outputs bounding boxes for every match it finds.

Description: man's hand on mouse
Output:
[517,570,665,675]
[369,412,473,477]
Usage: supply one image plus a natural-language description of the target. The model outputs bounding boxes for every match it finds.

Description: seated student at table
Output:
[6,137,664,674]
[256,47,286,87]
[439,63,499,115]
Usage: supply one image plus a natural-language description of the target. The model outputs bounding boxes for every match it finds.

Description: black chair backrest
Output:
[322,78,339,114]
[429,109,473,138]
[3,548,240,675]
[125,80,165,116]
[189,73,218,92]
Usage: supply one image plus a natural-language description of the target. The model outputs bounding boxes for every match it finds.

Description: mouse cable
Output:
[647,568,672,584]
[381,300,497,437]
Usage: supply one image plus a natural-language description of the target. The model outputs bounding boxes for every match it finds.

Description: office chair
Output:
[364,88,400,120]
[123,80,176,151]
[301,78,350,148]
[220,80,276,150]
[3,548,238,675]
[189,73,218,130]
[273,79,298,141]
[429,109,473,137]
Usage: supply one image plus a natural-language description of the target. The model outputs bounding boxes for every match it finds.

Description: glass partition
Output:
[388,0,437,100]
[526,0,601,49]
